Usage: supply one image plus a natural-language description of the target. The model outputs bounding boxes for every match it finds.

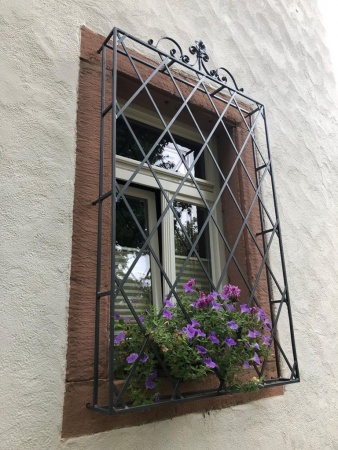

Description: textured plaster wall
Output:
[1,0,338,449]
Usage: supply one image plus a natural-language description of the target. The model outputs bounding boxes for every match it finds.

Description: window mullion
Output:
[161,191,176,297]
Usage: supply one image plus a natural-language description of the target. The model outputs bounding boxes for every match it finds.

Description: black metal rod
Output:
[256,228,274,236]
[164,66,279,300]
[197,87,284,310]
[87,377,299,415]
[93,44,107,406]
[112,40,216,303]
[244,106,261,118]
[105,43,249,118]
[163,65,266,303]
[199,79,276,232]
[250,111,282,377]
[104,27,264,105]
[108,27,118,414]
[262,106,299,380]
[217,154,272,301]
[116,56,170,120]
[247,220,278,305]
[91,28,300,414]
[210,85,225,97]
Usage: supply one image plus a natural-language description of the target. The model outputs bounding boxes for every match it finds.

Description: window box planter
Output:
[110,282,273,409]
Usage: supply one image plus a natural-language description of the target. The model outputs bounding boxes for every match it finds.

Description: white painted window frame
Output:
[116,104,227,308]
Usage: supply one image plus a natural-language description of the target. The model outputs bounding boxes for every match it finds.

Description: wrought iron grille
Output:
[88,27,299,415]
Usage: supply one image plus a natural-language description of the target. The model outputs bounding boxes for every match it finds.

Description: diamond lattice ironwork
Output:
[88,27,299,415]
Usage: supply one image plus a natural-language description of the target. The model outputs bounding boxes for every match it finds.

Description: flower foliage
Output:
[114,282,271,405]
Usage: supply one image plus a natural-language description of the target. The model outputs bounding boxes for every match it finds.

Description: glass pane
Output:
[115,195,152,320]
[174,201,211,294]
[116,117,205,178]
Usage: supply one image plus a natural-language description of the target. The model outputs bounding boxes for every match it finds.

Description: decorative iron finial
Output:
[148,36,243,92]
[189,40,209,71]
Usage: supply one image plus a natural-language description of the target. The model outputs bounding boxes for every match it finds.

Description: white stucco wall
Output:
[1,0,338,449]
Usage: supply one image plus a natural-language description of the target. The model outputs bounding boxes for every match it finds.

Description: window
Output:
[62,27,298,438]
[114,108,227,319]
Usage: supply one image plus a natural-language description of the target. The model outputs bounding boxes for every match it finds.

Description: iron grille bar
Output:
[250,111,282,377]
[199,79,276,234]
[244,106,261,118]
[108,26,119,413]
[256,228,275,236]
[162,61,265,297]
[164,67,284,298]
[262,107,299,381]
[114,43,219,293]
[106,43,251,118]
[93,43,107,407]
[101,27,265,106]
[88,377,299,415]
[88,28,299,416]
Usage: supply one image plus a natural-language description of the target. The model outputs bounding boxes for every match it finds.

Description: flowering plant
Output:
[114,281,272,405]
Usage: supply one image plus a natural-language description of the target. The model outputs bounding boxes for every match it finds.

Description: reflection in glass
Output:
[174,201,211,293]
[115,196,151,320]
[116,117,205,178]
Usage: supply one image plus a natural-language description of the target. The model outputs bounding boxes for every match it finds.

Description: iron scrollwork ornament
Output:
[148,36,243,92]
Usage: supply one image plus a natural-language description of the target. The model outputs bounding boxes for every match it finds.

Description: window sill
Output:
[62,377,283,438]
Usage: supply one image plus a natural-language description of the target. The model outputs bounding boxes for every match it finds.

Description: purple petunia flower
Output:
[196,345,207,354]
[194,292,213,309]
[126,353,138,364]
[210,291,219,298]
[139,316,145,323]
[145,379,156,389]
[196,328,206,337]
[191,319,200,328]
[145,370,157,389]
[252,343,260,350]
[240,304,251,314]
[212,300,221,310]
[182,324,196,339]
[183,278,195,293]
[225,303,236,312]
[140,353,149,363]
[227,320,239,330]
[209,332,220,344]
[123,317,131,323]
[114,313,121,320]
[253,352,261,365]
[165,299,175,308]
[204,357,216,368]
[114,331,126,345]
[243,360,251,369]
[248,329,261,338]
[148,370,157,380]
[163,309,172,320]
[223,284,241,300]
[225,337,237,347]
[256,308,267,320]
[262,335,271,346]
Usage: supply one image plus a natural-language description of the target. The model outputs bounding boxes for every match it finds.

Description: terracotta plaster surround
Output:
[62,27,282,438]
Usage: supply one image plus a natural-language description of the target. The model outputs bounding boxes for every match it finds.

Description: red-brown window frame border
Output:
[62,27,283,439]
